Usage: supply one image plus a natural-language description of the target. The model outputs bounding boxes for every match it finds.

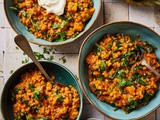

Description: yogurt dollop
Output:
[38,0,66,16]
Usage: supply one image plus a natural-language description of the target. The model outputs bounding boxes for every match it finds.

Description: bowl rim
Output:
[78,21,160,120]
[1,61,83,120]
[3,0,102,46]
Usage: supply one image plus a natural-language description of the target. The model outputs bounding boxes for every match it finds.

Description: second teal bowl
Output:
[1,61,83,120]
[78,21,160,120]
[4,0,101,46]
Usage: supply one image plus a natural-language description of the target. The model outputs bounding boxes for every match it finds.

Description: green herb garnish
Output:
[20,10,27,17]
[9,6,17,11]
[33,90,42,100]
[59,56,66,63]
[22,58,29,64]
[117,79,133,88]
[28,84,35,91]
[118,70,125,79]
[100,61,106,71]
[10,70,14,74]
[92,84,96,89]
[56,32,67,42]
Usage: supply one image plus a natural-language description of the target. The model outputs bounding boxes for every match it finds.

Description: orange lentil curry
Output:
[85,34,160,113]
[11,69,80,120]
[11,0,95,42]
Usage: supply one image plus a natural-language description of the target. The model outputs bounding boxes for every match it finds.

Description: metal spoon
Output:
[141,59,160,78]
[137,45,160,78]
[14,35,65,86]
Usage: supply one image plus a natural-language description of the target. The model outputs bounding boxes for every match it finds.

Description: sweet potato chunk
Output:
[68,2,78,13]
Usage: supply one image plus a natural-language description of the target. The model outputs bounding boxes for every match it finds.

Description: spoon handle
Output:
[141,59,160,78]
[14,35,51,81]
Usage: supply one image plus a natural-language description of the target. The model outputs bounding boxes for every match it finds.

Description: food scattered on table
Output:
[11,0,95,42]
[12,69,80,119]
[85,34,160,113]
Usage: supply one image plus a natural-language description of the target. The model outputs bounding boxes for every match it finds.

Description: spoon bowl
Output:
[14,34,65,86]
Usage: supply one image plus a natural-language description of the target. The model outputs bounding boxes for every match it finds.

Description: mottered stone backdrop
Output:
[1,0,160,119]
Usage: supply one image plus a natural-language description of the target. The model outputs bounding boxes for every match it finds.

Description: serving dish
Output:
[78,21,160,120]
[4,0,101,46]
[1,61,83,120]
[125,0,160,6]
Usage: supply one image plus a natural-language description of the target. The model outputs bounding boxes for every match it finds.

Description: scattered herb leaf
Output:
[10,70,14,74]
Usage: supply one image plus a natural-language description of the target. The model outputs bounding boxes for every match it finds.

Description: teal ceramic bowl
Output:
[1,61,83,120]
[78,21,160,120]
[4,0,101,46]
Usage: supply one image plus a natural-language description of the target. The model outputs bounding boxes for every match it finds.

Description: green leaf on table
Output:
[10,70,14,74]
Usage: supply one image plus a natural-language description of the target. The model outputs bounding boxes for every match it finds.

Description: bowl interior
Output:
[1,61,83,120]
[4,0,101,46]
[79,22,160,119]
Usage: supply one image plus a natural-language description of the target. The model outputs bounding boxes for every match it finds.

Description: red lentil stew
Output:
[85,34,160,113]
[11,0,95,42]
[12,69,80,120]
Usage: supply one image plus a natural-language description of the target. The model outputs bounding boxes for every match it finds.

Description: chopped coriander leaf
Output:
[15,113,21,120]
[118,70,125,79]
[47,56,54,61]
[127,98,138,109]
[115,40,121,48]
[9,6,17,11]
[133,65,143,71]
[16,46,19,50]
[119,89,123,93]
[34,52,46,60]
[52,51,55,54]
[28,84,35,91]
[20,10,27,17]
[10,70,14,74]
[29,13,33,19]
[94,91,99,95]
[125,51,135,57]
[107,43,111,49]
[131,73,148,85]
[46,34,51,40]
[61,20,68,27]
[139,42,157,53]
[92,84,96,89]
[117,79,133,88]
[30,105,41,113]
[55,89,60,95]
[137,79,148,86]
[94,43,103,52]
[56,32,67,42]
[20,97,29,105]
[22,58,29,64]
[11,88,21,101]
[26,115,32,120]
[57,95,64,104]
[43,47,50,54]
[123,57,129,66]
[97,74,103,81]
[39,118,49,120]
[108,70,118,79]
[114,107,119,111]
[23,52,26,55]
[100,61,106,71]
[0,70,3,73]
[33,90,43,100]
[59,56,66,63]
[25,25,29,31]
